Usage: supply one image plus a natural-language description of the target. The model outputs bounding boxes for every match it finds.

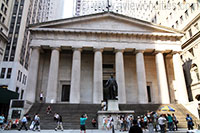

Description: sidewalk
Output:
[1,129,200,133]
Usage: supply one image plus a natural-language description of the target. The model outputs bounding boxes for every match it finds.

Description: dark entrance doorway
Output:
[147,86,152,102]
[61,85,70,102]
[103,80,109,101]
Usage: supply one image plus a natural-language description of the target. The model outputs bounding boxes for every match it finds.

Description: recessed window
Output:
[194,23,199,30]
[0,68,6,78]
[6,68,12,79]
[1,3,4,11]
[176,21,179,28]
[189,29,193,37]
[180,16,183,24]
[16,87,19,93]
[185,10,189,19]
[20,90,24,99]
[190,4,195,13]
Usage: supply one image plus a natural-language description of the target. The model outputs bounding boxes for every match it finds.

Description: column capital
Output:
[135,49,145,54]
[30,46,40,50]
[93,48,103,52]
[51,47,61,51]
[171,51,182,55]
[115,49,124,53]
[154,50,165,54]
[72,47,82,52]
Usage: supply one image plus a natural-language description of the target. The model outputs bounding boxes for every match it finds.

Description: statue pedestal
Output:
[107,100,119,111]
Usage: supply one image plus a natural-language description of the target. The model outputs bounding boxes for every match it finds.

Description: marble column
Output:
[172,53,188,103]
[70,48,82,103]
[136,50,148,103]
[115,49,126,104]
[24,46,40,103]
[155,52,170,104]
[46,47,60,103]
[93,48,103,104]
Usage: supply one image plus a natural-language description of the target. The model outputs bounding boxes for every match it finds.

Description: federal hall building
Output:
[24,12,189,105]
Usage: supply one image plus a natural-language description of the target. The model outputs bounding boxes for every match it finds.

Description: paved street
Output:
[1,129,200,133]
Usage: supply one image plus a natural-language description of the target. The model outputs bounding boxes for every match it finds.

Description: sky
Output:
[63,0,74,18]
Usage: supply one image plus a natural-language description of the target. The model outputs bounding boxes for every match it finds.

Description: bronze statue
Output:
[105,74,118,100]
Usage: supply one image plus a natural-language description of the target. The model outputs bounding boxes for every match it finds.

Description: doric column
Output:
[93,48,103,104]
[155,52,170,104]
[70,48,82,103]
[136,50,148,103]
[46,47,60,103]
[172,52,188,103]
[115,49,126,104]
[24,46,40,103]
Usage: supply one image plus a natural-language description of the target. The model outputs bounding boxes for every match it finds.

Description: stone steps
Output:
[119,104,198,128]
[27,103,101,129]
[27,103,197,129]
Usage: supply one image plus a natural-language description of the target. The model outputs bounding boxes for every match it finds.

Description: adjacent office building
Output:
[0,0,64,101]
[74,0,155,22]
[152,0,200,118]
[0,0,14,61]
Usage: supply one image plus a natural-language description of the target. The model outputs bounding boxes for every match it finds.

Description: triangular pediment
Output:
[30,12,183,34]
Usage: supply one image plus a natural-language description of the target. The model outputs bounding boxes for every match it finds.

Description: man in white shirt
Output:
[158,114,166,133]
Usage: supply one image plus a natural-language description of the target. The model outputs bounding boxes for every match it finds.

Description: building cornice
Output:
[182,31,200,49]
[182,13,200,31]
[0,31,8,42]
[29,28,183,38]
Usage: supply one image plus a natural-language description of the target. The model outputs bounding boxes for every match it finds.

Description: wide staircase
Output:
[27,103,101,129]
[27,103,198,129]
[120,104,199,128]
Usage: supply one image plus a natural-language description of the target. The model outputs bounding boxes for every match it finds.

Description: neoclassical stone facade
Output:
[24,12,189,105]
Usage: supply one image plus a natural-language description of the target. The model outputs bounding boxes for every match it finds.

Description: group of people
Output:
[101,112,180,133]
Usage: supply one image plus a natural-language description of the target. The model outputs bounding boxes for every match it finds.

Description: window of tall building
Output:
[176,21,179,28]
[4,7,7,15]
[185,10,189,19]
[2,17,5,23]
[6,68,12,79]
[15,87,19,93]
[0,68,6,78]
[0,13,2,20]
[180,16,183,24]
[189,48,194,56]
[194,23,199,30]
[17,70,20,81]
[20,90,24,99]
[190,4,195,13]
[19,71,22,82]
[169,12,172,19]
[189,29,193,37]
[1,3,4,11]
[6,0,9,5]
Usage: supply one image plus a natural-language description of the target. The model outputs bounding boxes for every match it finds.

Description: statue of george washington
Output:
[105,74,118,100]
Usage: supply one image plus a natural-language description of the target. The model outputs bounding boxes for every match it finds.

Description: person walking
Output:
[167,114,173,131]
[18,115,28,131]
[80,114,88,133]
[55,114,64,131]
[33,113,40,131]
[158,114,166,133]
[172,113,178,131]
[40,91,44,103]
[0,114,5,130]
[129,119,143,133]
[186,114,194,130]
